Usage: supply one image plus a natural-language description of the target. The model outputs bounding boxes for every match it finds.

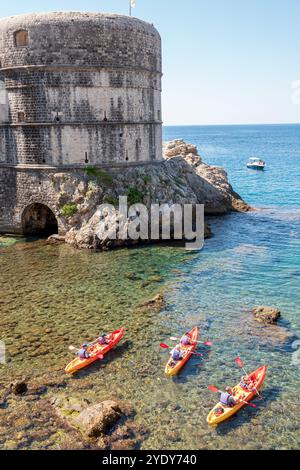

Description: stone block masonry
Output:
[0,12,163,234]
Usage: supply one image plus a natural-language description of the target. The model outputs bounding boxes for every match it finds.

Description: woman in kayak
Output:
[219,387,238,408]
[170,344,184,361]
[77,343,90,359]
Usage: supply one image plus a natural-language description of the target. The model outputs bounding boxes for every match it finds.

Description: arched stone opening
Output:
[22,203,58,236]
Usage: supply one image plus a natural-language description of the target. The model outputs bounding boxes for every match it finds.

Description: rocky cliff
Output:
[49,140,250,250]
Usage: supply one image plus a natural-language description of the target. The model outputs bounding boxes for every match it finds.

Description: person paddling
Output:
[170,344,184,361]
[97,333,111,345]
[180,333,191,346]
[219,386,238,407]
[76,343,90,359]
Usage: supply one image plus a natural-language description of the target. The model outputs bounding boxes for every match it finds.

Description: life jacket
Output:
[220,392,231,406]
[215,407,224,416]
[180,335,190,346]
[239,381,248,390]
[98,337,107,345]
[78,348,89,359]
[171,348,182,361]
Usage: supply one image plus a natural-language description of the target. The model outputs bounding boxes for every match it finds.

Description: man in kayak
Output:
[180,333,191,346]
[219,387,238,408]
[170,344,184,361]
[77,343,90,359]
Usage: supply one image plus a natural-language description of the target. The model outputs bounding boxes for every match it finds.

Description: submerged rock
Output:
[47,234,66,244]
[73,400,122,438]
[252,306,281,324]
[110,439,136,450]
[49,393,144,448]
[138,293,166,311]
[12,381,28,396]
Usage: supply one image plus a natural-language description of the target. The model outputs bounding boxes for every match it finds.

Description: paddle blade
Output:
[69,345,77,351]
[246,402,257,408]
[208,385,219,393]
[160,343,170,349]
[169,337,178,342]
[235,356,244,368]
[204,341,213,347]
[97,354,104,360]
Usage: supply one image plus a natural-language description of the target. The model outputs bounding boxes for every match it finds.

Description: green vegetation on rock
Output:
[103,195,119,207]
[127,187,144,205]
[84,166,113,184]
[143,175,151,185]
[61,203,78,218]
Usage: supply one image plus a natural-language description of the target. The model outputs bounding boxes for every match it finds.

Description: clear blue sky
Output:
[1,0,300,125]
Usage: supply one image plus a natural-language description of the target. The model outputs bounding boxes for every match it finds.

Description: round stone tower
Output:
[0,12,162,166]
[0,12,163,235]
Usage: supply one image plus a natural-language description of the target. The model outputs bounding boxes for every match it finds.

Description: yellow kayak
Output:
[165,326,199,377]
[65,328,125,374]
[207,365,267,427]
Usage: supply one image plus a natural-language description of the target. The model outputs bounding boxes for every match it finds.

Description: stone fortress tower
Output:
[0,12,162,234]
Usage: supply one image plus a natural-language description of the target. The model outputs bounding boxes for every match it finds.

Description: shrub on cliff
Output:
[61,203,78,218]
[84,166,113,184]
[127,187,144,205]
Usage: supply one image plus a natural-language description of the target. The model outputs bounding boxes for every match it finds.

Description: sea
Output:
[0,124,299,450]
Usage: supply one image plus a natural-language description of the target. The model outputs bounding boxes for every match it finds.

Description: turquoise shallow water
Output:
[0,124,299,449]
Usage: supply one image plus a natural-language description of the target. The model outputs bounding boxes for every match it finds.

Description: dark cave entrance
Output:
[22,203,58,236]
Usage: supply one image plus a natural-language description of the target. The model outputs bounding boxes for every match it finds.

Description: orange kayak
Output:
[165,326,199,376]
[65,328,125,374]
[207,365,267,426]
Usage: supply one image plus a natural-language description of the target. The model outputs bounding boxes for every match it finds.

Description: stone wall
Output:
[0,12,163,234]
[0,12,162,166]
[0,166,64,234]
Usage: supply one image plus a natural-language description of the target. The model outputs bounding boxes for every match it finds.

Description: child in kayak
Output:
[77,343,90,359]
[170,344,184,361]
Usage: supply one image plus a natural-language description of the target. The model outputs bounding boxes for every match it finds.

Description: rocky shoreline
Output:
[42,140,251,250]
[0,293,169,450]
[0,375,147,450]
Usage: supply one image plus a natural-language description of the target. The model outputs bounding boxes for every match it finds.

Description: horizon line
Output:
[163,122,300,127]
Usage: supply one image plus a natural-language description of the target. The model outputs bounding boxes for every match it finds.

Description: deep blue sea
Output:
[159,124,300,448]
[164,124,300,208]
[163,124,300,330]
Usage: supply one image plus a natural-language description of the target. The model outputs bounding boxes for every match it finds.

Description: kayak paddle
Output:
[160,343,203,357]
[235,357,264,400]
[208,385,257,408]
[170,337,213,347]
